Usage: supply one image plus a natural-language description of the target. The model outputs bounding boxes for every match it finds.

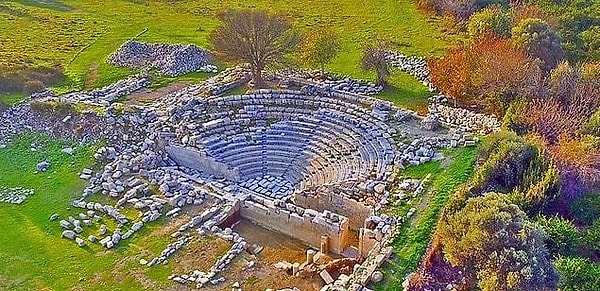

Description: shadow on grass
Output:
[10,0,72,12]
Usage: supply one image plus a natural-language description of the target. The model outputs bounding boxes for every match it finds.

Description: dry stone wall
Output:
[108,41,216,77]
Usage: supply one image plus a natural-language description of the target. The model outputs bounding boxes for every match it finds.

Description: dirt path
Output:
[84,63,99,90]
[125,81,191,106]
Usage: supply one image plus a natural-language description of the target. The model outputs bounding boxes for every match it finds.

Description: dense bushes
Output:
[569,193,600,226]
[0,65,64,95]
[526,0,600,62]
[536,216,581,256]
[417,0,509,19]
[467,7,510,38]
[428,35,542,114]
[437,192,558,290]
[416,2,599,290]
[512,18,564,72]
[472,132,559,211]
[555,256,600,290]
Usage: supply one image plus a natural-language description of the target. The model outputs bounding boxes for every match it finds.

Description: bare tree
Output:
[361,40,391,87]
[209,10,298,87]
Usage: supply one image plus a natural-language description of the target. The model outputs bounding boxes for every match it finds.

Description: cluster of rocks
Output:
[158,66,251,109]
[36,161,51,172]
[0,100,105,146]
[63,200,148,249]
[372,100,416,123]
[59,211,103,246]
[147,235,191,266]
[363,214,396,242]
[171,226,247,288]
[0,186,34,204]
[385,52,432,90]
[278,69,383,95]
[238,175,294,199]
[42,75,151,106]
[428,103,501,134]
[396,138,439,167]
[108,41,216,77]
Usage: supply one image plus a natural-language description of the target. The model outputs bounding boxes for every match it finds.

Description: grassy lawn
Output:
[379,72,431,114]
[0,1,467,289]
[374,146,478,290]
[0,133,177,290]
[0,92,27,106]
[1,0,453,105]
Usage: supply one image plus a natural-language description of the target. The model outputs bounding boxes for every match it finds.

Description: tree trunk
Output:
[376,74,386,87]
[252,65,264,88]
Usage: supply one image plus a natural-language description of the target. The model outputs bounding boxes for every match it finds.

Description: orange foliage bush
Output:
[428,47,473,101]
[428,35,542,114]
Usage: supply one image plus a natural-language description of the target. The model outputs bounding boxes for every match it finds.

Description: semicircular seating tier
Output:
[166,89,398,200]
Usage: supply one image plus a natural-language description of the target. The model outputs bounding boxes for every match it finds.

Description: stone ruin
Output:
[0,48,503,290]
[277,69,384,95]
[40,74,151,106]
[0,186,34,205]
[107,41,217,77]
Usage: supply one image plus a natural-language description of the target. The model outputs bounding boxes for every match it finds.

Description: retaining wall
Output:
[240,200,350,255]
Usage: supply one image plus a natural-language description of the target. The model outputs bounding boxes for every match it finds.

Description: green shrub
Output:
[581,109,600,137]
[30,100,76,118]
[555,256,600,291]
[569,193,600,225]
[583,219,600,253]
[502,97,530,135]
[536,215,581,256]
[467,7,511,38]
[473,131,558,210]
[439,192,558,290]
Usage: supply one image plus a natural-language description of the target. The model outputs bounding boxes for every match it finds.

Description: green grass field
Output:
[0,1,470,289]
[374,146,478,290]
[1,0,454,109]
[0,134,179,290]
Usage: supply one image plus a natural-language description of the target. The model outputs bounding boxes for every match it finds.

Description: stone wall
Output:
[239,200,350,255]
[165,145,240,181]
[293,190,372,231]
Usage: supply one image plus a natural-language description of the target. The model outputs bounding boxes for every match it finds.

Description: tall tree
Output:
[298,27,341,78]
[209,10,298,87]
[361,40,391,87]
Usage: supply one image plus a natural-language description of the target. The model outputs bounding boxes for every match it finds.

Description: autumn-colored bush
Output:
[429,35,541,114]
[549,135,600,199]
[471,36,542,112]
[428,47,473,101]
